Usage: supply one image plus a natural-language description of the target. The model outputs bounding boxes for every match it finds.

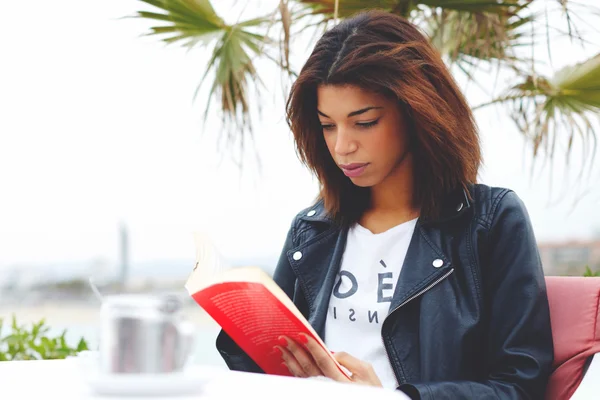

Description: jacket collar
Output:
[424,186,472,225]
[298,186,472,226]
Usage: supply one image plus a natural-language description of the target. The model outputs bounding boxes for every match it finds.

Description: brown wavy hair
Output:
[286,10,481,224]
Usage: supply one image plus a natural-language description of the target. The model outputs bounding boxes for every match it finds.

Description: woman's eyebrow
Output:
[317,106,383,119]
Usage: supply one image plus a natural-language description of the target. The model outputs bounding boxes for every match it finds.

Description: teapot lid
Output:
[103,293,183,314]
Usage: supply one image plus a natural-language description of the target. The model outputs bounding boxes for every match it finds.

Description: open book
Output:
[185,265,349,378]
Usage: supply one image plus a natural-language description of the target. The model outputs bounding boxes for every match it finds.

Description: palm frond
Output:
[294,0,531,21]
[137,0,225,45]
[417,0,531,14]
[476,54,600,174]
[131,0,600,177]
[294,0,396,21]
[425,7,531,65]
[294,1,533,68]
[135,0,273,154]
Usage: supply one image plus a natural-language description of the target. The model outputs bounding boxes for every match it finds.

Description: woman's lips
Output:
[339,163,369,177]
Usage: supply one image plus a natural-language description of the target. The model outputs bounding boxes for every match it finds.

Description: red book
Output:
[185,266,349,378]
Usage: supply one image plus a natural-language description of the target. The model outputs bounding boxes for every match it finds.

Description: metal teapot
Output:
[99,293,195,374]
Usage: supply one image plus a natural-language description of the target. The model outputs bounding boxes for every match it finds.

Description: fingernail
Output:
[272,346,282,357]
[297,333,308,344]
[278,336,288,347]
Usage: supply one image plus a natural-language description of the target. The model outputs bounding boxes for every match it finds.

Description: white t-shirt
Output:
[324,218,418,389]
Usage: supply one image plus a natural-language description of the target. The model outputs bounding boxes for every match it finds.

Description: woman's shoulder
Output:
[290,198,331,224]
[286,199,337,243]
[469,183,531,229]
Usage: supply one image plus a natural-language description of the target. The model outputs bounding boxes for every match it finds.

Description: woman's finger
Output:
[334,351,382,387]
[279,336,322,377]
[334,351,370,375]
[277,345,308,378]
[299,334,350,382]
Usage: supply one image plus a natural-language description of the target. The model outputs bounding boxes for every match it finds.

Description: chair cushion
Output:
[545,277,600,400]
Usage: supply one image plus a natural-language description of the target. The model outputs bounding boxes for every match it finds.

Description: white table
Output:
[0,359,409,399]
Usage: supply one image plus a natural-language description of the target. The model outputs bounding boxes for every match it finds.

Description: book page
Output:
[207,284,310,347]
[187,266,311,328]
[188,232,229,284]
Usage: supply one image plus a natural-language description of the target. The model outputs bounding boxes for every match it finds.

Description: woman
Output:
[216,10,553,399]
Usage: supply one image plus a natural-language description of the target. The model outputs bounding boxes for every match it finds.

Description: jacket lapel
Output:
[388,185,472,312]
[383,220,455,384]
[388,220,454,314]
[287,225,347,339]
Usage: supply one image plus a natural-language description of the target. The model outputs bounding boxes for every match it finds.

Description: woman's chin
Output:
[348,175,377,188]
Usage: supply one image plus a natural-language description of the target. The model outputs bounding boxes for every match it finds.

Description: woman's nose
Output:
[334,128,357,156]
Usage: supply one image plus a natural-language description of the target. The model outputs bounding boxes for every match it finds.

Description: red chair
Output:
[545,276,600,399]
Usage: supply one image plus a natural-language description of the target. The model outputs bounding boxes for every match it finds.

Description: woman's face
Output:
[317,84,410,188]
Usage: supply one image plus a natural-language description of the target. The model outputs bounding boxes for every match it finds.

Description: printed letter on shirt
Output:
[377,271,394,303]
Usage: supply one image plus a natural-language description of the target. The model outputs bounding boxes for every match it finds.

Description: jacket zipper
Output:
[381,268,455,386]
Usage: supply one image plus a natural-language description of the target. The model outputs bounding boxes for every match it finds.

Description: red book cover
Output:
[186,266,349,378]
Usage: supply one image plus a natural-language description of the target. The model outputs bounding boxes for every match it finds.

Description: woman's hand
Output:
[275,334,383,388]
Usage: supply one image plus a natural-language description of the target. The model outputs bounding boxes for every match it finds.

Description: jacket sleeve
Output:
[215,218,298,373]
[399,191,554,400]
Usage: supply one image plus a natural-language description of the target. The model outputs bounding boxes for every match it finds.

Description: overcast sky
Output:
[0,0,599,273]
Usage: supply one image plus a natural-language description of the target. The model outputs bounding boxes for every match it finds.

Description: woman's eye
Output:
[321,124,335,131]
[356,119,380,128]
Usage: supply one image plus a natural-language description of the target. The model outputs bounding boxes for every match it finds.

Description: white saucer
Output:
[69,353,204,396]
[84,370,204,397]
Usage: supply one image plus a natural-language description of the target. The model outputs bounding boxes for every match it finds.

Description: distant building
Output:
[118,222,130,289]
[539,240,600,276]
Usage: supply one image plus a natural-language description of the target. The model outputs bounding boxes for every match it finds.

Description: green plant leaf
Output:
[41,336,53,351]
[11,315,18,332]
[4,335,21,347]
[54,348,72,359]
[583,265,600,277]
[31,320,45,341]
[76,338,89,352]
[59,331,68,349]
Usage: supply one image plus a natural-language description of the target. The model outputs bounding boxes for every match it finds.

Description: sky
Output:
[0,0,599,277]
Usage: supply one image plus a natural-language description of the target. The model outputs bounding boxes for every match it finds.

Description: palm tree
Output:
[132,0,600,172]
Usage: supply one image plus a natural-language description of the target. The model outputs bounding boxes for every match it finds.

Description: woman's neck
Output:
[371,155,416,211]
[359,155,419,233]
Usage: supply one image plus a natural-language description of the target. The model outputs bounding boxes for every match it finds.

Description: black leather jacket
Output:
[216,184,554,399]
